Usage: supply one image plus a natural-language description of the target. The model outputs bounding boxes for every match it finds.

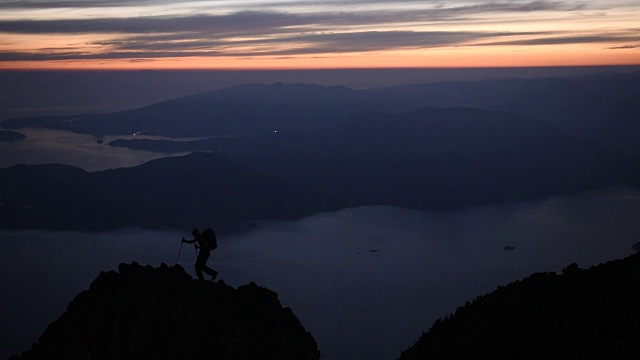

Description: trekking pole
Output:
[175,241,183,265]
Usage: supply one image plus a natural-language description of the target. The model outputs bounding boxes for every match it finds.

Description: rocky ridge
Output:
[11,262,320,360]
[398,252,640,360]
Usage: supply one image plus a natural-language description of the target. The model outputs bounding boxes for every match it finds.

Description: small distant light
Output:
[273,130,278,133]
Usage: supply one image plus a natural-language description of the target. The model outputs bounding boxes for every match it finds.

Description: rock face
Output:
[398,253,640,360]
[12,263,320,360]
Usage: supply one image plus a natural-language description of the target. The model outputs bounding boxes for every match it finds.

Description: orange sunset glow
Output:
[0,1,639,69]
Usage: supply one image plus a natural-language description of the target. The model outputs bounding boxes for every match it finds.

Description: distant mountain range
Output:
[1,83,408,137]
[2,107,639,231]
[3,71,639,153]
[0,152,339,230]
[111,106,640,210]
[2,71,640,231]
[373,71,640,155]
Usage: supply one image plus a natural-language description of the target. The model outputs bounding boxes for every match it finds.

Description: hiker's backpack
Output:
[202,227,217,250]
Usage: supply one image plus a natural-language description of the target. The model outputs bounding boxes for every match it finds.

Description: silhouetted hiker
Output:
[182,228,218,281]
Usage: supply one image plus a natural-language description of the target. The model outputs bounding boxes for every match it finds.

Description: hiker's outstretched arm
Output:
[182,237,196,244]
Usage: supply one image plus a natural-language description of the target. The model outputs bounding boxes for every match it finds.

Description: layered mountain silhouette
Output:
[114,106,640,209]
[3,71,639,153]
[398,252,640,360]
[10,262,320,360]
[226,107,640,208]
[0,152,338,230]
[373,70,640,154]
[3,70,640,359]
[1,83,408,137]
[2,107,639,231]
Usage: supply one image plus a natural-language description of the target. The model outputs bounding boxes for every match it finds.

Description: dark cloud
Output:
[0,1,597,38]
[0,12,314,35]
[0,1,635,62]
[474,31,640,46]
[0,0,181,9]
[0,4,584,36]
[0,30,554,61]
[424,0,586,13]
[0,0,586,11]
[0,50,220,61]
[608,44,640,49]
[253,30,551,55]
[98,30,492,53]
[128,58,156,62]
[0,10,463,36]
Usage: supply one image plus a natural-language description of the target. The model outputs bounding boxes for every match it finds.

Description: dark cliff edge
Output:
[10,262,320,360]
[398,252,640,360]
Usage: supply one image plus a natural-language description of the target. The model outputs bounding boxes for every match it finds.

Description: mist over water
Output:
[2,126,640,359]
[0,128,189,171]
[2,188,639,360]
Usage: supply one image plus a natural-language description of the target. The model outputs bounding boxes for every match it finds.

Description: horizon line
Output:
[2,64,640,72]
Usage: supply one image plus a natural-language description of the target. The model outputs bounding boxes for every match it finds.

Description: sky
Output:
[0,0,639,70]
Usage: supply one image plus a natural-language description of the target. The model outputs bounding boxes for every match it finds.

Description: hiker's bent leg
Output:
[195,249,211,281]
[195,265,204,281]
[202,265,217,279]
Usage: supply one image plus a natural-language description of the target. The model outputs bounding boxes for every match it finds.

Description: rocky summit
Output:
[398,252,640,360]
[11,262,320,360]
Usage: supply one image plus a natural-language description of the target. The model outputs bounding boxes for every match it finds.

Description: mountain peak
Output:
[12,262,320,360]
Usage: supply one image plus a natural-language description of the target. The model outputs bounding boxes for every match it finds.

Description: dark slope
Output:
[264,107,640,209]
[90,152,335,229]
[11,262,320,360]
[4,71,639,153]
[3,107,639,231]
[374,71,640,154]
[0,164,96,229]
[398,252,640,360]
[112,107,640,210]
[0,152,339,230]
[1,83,408,137]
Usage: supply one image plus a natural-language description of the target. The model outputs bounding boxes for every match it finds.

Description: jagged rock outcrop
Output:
[11,262,320,360]
[399,253,640,360]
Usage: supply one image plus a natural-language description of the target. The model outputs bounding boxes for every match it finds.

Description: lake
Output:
[1,187,639,360]
[1,128,639,359]
[0,127,190,171]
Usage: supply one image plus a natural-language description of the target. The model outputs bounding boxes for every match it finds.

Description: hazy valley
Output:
[3,71,640,231]
[2,68,640,359]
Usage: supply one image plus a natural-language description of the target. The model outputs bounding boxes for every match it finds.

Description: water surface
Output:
[0,128,189,171]
[1,187,639,360]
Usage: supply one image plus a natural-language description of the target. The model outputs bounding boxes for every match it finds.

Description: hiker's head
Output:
[192,228,200,237]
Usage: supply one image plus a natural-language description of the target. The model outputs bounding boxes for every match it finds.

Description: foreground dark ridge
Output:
[11,262,320,360]
[398,252,640,360]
